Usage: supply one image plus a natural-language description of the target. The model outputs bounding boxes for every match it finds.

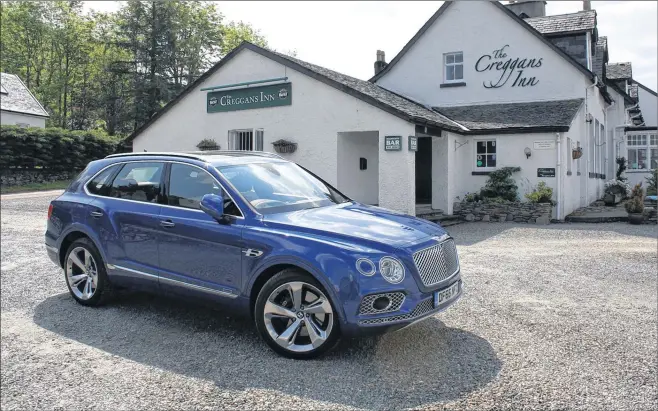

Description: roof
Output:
[592,36,607,81]
[369,1,595,83]
[128,42,464,142]
[0,73,49,117]
[606,62,632,80]
[433,99,584,134]
[629,83,638,99]
[524,10,597,35]
[634,80,657,97]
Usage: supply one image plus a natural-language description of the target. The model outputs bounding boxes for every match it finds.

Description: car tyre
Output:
[255,269,341,359]
[63,238,114,306]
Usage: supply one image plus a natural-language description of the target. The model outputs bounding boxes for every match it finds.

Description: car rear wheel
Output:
[255,269,340,359]
[64,238,113,306]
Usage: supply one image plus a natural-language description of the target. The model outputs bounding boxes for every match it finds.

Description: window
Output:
[566,137,572,174]
[475,139,496,169]
[588,121,595,174]
[600,123,605,176]
[228,128,263,151]
[444,52,463,83]
[167,163,241,216]
[627,133,658,170]
[16,123,30,128]
[86,165,121,196]
[576,141,581,174]
[109,162,163,203]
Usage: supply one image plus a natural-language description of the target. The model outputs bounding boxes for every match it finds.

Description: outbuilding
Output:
[128,0,650,219]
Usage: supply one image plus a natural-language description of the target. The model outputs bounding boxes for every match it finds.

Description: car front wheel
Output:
[255,269,340,359]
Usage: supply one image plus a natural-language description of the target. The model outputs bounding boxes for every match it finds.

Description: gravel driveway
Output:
[1,192,656,410]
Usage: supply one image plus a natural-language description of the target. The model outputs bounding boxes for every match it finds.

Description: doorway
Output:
[415,137,432,204]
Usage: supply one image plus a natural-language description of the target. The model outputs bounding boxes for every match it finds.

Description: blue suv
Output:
[45,151,462,359]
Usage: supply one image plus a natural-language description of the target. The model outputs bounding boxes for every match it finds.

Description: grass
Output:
[1,180,71,195]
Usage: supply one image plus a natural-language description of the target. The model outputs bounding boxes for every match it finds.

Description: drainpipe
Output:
[604,100,615,180]
[584,75,599,205]
[556,132,562,220]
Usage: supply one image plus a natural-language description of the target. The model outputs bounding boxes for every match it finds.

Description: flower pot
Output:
[603,193,621,206]
[628,213,644,225]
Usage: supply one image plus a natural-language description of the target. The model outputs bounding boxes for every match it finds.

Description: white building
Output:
[0,73,49,128]
[128,0,651,219]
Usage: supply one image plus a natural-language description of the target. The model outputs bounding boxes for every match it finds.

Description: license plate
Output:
[434,281,460,307]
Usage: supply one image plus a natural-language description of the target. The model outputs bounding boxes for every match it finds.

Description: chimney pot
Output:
[374,50,387,76]
[583,1,591,10]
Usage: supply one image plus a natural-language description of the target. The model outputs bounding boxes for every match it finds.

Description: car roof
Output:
[105,151,289,167]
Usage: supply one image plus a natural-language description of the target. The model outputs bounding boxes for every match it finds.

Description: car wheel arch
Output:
[57,225,106,268]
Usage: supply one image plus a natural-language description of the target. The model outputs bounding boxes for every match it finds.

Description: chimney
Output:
[583,1,591,10]
[505,0,546,18]
[374,50,387,76]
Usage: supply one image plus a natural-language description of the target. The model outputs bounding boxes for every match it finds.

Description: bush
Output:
[645,169,657,196]
[525,181,553,203]
[615,157,628,182]
[196,138,220,151]
[625,183,644,213]
[0,126,123,172]
[604,179,631,198]
[480,166,521,201]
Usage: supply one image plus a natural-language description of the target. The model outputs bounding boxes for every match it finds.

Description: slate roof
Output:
[606,62,633,80]
[592,36,607,81]
[525,10,597,35]
[0,73,49,117]
[629,83,638,99]
[433,99,584,133]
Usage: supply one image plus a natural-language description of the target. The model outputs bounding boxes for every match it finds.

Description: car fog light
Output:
[379,257,405,284]
[356,258,376,276]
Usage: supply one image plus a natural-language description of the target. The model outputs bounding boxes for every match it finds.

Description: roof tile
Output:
[0,73,49,117]
[606,62,633,80]
[525,10,597,34]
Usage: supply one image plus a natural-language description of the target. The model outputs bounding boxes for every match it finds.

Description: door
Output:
[157,162,244,300]
[415,137,433,204]
[86,161,165,290]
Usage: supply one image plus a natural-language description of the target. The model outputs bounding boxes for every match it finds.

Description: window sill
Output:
[566,171,572,176]
[626,170,653,173]
[472,171,493,175]
[440,82,466,88]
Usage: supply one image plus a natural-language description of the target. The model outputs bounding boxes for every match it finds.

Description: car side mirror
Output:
[200,193,225,221]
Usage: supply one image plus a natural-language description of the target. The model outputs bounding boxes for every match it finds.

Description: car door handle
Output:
[90,211,103,218]
[160,220,175,228]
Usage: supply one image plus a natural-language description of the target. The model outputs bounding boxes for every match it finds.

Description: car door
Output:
[156,162,244,300]
[86,161,165,290]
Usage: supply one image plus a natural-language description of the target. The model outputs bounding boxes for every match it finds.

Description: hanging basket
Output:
[272,139,297,154]
[572,147,583,160]
[196,138,220,151]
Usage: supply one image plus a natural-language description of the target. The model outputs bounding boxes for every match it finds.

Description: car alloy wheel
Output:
[263,281,334,354]
[66,246,99,301]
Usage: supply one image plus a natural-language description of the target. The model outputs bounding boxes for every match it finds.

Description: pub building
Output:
[127,0,656,220]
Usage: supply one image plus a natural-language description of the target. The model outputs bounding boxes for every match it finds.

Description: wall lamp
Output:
[524,147,532,159]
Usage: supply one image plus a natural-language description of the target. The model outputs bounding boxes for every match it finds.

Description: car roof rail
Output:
[105,152,207,161]
[105,150,284,161]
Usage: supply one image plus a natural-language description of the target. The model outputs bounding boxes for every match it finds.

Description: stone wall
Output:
[454,201,553,224]
[1,169,77,187]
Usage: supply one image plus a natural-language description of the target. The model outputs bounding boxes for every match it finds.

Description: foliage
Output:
[625,183,645,214]
[461,192,482,202]
[196,138,219,151]
[524,182,553,204]
[615,157,627,182]
[604,179,631,198]
[480,166,521,202]
[0,179,72,194]
[645,169,658,196]
[0,1,268,136]
[0,125,121,171]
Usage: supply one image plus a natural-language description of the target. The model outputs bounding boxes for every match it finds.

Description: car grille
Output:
[412,238,460,287]
[359,298,434,325]
[358,292,405,315]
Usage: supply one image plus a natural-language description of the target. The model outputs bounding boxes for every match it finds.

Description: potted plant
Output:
[603,179,630,206]
[625,183,645,224]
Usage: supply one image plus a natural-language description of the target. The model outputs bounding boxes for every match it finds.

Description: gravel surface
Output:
[1,192,656,410]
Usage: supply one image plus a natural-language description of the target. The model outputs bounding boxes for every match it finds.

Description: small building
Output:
[0,73,49,128]
[127,0,651,219]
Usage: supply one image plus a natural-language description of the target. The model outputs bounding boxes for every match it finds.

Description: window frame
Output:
[626,132,658,171]
[108,161,165,204]
[85,164,122,196]
[163,162,244,218]
[474,138,498,171]
[228,128,264,151]
[443,51,464,84]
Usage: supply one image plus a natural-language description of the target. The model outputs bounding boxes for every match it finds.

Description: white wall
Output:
[375,1,591,107]
[133,48,416,214]
[638,85,657,127]
[337,131,379,205]
[0,110,46,128]
[431,136,450,213]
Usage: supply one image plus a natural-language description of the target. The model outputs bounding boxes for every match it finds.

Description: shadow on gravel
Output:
[34,292,501,409]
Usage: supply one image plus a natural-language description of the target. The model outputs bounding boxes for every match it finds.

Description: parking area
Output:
[1,191,656,410]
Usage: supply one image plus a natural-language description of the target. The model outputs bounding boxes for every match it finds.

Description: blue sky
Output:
[83,1,657,91]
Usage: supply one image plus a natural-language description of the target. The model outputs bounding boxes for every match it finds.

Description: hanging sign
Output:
[537,168,556,177]
[533,140,556,150]
[207,83,292,113]
[475,44,542,88]
[385,136,402,151]
[408,136,418,151]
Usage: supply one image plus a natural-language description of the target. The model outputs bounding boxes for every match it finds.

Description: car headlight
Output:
[356,258,376,276]
[379,257,405,284]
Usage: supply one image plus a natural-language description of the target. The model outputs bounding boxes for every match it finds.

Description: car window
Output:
[86,165,120,196]
[168,163,242,216]
[109,162,163,203]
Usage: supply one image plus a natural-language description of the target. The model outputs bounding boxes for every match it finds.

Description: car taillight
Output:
[47,203,53,220]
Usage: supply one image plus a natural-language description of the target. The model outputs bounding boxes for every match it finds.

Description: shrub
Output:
[604,179,631,198]
[525,181,553,203]
[645,169,657,196]
[615,157,628,182]
[462,192,482,202]
[625,183,645,214]
[0,125,123,172]
[480,166,521,201]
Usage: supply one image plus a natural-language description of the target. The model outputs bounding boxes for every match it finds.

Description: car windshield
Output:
[217,162,350,214]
